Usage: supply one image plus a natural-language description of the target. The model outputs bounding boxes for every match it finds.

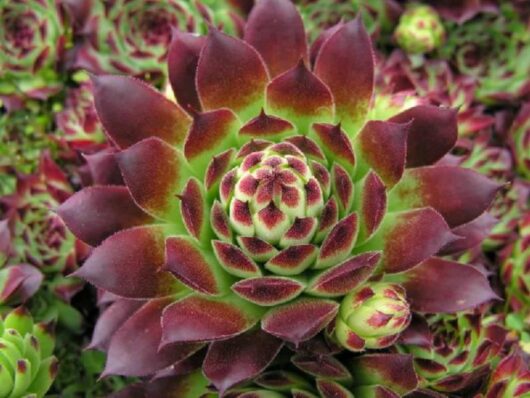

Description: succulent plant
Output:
[476,348,530,398]
[0,0,66,106]
[0,306,57,398]
[335,282,411,351]
[437,3,530,105]
[398,312,507,394]
[501,213,530,320]
[509,102,530,180]
[59,0,498,391]
[394,4,445,55]
[426,0,498,24]
[0,154,87,330]
[66,0,243,83]
[483,180,530,251]
[378,54,495,139]
[295,0,402,42]
[0,101,59,190]
[55,80,106,152]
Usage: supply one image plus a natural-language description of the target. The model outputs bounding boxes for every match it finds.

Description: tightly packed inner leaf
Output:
[58,0,499,387]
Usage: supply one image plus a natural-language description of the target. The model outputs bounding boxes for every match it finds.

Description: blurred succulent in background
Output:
[0,0,66,109]
[394,4,445,55]
[378,54,495,139]
[0,101,59,196]
[295,0,402,43]
[55,79,106,152]
[0,154,88,331]
[501,213,530,345]
[509,102,530,180]
[476,348,530,398]
[58,0,499,391]
[0,306,57,398]
[398,312,507,395]
[425,0,498,24]
[437,3,530,105]
[65,0,244,84]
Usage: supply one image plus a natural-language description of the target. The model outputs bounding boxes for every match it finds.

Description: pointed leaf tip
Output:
[245,0,308,77]
[92,75,191,148]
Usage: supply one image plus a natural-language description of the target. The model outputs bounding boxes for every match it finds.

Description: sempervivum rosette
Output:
[0,154,87,329]
[55,80,106,152]
[501,213,530,323]
[379,55,495,139]
[0,307,57,398]
[398,312,507,395]
[394,4,445,55]
[295,0,402,43]
[66,0,243,82]
[0,0,65,107]
[437,3,530,105]
[59,0,499,390]
[509,102,530,180]
[0,220,42,308]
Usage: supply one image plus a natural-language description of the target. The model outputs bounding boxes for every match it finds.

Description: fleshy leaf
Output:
[244,0,307,77]
[232,276,305,306]
[439,213,497,255]
[212,240,262,278]
[168,31,205,112]
[355,120,409,187]
[165,237,229,296]
[104,299,203,377]
[117,137,189,221]
[74,226,182,299]
[238,237,279,262]
[280,217,318,247]
[262,298,339,344]
[205,149,236,194]
[83,149,124,186]
[316,379,355,398]
[88,299,144,351]
[211,201,232,242]
[389,166,500,227]
[310,23,343,65]
[239,110,295,141]
[161,295,262,344]
[0,265,42,305]
[265,245,318,275]
[306,252,379,297]
[315,198,339,242]
[178,178,210,242]
[348,353,419,396]
[315,213,358,269]
[395,258,498,312]
[287,135,326,161]
[184,109,240,174]
[203,329,283,394]
[311,123,356,174]
[359,208,457,273]
[389,106,458,167]
[58,186,153,246]
[197,29,269,121]
[358,171,387,242]
[91,75,191,148]
[331,164,354,216]
[314,18,374,135]
[266,61,334,133]
[292,354,351,381]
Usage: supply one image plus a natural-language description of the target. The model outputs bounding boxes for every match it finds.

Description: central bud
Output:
[221,141,326,247]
